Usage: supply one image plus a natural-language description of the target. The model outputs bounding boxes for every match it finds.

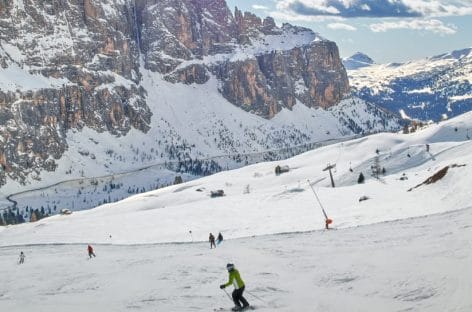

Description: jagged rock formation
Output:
[139,0,349,117]
[0,0,357,188]
[0,0,151,184]
[214,40,348,117]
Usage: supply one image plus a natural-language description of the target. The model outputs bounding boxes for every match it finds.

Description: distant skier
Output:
[209,233,216,249]
[87,245,96,258]
[18,251,25,264]
[217,232,223,245]
[426,144,430,152]
[220,263,250,311]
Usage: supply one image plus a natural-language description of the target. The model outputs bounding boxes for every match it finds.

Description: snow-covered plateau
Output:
[1,111,471,311]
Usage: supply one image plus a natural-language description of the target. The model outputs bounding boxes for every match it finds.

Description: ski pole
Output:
[246,291,266,303]
[222,288,232,301]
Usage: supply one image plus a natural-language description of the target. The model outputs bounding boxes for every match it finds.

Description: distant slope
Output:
[348,48,472,121]
[1,111,470,244]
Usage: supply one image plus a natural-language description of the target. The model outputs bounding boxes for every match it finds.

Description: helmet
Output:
[226,263,234,271]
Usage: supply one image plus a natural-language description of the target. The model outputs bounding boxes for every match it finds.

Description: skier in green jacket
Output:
[220,263,250,311]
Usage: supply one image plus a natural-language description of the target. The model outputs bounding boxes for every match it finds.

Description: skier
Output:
[18,251,25,264]
[209,233,216,249]
[217,232,223,245]
[87,244,96,258]
[220,263,250,311]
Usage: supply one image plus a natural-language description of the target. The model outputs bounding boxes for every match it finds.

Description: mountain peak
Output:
[430,47,472,61]
[343,52,374,70]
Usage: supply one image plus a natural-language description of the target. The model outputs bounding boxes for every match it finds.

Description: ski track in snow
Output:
[0,207,471,311]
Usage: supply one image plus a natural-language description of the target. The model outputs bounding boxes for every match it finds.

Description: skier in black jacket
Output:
[209,233,216,249]
[217,232,223,245]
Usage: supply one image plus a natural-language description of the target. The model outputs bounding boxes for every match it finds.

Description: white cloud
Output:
[370,19,458,35]
[275,0,420,18]
[252,5,269,10]
[402,0,472,17]
[270,10,344,22]
[327,22,357,31]
[274,0,472,18]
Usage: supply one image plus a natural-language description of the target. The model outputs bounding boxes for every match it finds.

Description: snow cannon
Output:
[325,218,333,229]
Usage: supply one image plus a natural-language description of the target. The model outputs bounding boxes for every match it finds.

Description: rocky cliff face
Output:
[0,0,351,187]
[139,0,349,117]
[0,0,151,184]
[213,40,348,117]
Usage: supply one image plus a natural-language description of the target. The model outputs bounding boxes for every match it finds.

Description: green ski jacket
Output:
[225,269,245,290]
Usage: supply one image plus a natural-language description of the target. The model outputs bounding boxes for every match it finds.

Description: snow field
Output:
[1,112,471,245]
[1,206,471,311]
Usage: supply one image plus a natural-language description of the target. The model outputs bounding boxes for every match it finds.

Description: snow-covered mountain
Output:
[0,111,471,311]
[342,52,374,70]
[348,48,472,121]
[0,0,401,213]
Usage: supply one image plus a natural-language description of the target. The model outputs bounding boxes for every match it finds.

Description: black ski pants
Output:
[232,286,249,308]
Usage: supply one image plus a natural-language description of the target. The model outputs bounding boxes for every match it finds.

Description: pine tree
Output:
[16,211,25,224]
[403,125,409,134]
[6,209,16,224]
[358,172,365,184]
[371,156,381,179]
[30,210,38,222]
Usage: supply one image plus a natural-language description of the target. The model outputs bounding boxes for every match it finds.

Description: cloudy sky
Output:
[226,0,472,63]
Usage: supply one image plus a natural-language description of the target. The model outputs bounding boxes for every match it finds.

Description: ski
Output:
[214,306,255,311]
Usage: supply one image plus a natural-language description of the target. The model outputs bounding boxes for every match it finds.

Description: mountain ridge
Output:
[347,47,472,121]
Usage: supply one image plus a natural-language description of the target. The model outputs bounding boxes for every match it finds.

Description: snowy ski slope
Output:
[1,112,471,245]
[0,112,471,311]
